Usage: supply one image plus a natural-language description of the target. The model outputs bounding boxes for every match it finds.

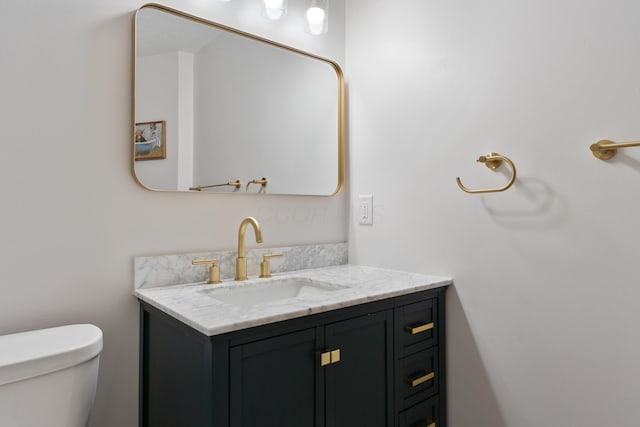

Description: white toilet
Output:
[0,324,103,427]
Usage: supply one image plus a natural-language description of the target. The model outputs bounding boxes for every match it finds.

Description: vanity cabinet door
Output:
[324,310,393,427]
[228,311,393,427]
[229,327,321,427]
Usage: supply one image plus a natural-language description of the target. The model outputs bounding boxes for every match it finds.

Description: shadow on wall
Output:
[480,177,569,229]
[446,285,507,427]
[607,150,640,172]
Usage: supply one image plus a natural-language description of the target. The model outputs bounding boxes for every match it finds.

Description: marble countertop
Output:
[134,264,452,336]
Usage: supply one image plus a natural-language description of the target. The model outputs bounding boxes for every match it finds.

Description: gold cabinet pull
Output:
[427,422,436,427]
[320,349,341,366]
[407,371,435,387]
[405,321,434,335]
[320,351,331,367]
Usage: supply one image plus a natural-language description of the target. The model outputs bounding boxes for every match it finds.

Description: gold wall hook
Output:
[590,139,640,160]
[456,152,517,194]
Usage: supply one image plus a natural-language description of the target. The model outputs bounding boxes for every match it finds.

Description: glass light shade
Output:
[306,0,328,35]
[263,0,287,20]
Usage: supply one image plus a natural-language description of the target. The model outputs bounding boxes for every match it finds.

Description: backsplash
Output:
[134,242,348,289]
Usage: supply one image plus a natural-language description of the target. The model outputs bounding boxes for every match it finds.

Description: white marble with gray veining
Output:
[134,264,452,336]
[134,242,348,289]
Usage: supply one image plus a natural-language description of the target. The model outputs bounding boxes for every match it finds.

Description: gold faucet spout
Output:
[236,217,263,280]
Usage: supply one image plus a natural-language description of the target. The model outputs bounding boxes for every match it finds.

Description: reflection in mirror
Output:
[133,4,344,195]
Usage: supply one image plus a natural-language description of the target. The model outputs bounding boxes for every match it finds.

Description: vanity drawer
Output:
[396,347,439,410]
[398,396,440,427]
[396,298,438,357]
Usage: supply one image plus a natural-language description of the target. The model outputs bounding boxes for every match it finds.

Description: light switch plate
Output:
[358,194,373,225]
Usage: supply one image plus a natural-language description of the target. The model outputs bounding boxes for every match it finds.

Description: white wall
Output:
[0,1,345,426]
[177,52,195,190]
[136,51,195,190]
[136,52,181,189]
[347,1,640,426]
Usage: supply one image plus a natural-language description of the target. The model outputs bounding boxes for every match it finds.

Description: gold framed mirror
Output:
[132,3,344,196]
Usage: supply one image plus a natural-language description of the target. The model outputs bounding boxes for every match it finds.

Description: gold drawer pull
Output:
[407,371,435,387]
[427,422,436,427]
[405,321,434,335]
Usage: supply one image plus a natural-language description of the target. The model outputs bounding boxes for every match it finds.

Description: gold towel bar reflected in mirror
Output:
[590,139,640,160]
[456,152,517,194]
[189,180,242,191]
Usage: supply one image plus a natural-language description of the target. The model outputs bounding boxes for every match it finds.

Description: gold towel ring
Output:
[456,152,517,194]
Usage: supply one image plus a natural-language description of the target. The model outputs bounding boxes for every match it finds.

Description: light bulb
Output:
[306,7,325,24]
[306,4,326,35]
[263,0,286,20]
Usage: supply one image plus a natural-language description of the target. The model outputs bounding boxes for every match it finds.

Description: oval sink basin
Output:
[198,277,349,307]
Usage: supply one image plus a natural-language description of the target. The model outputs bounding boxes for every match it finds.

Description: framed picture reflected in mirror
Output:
[135,120,166,161]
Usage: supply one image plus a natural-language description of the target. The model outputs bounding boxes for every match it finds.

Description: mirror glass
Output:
[133,5,344,195]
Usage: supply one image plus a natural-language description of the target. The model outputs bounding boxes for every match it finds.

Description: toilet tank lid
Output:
[0,324,103,386]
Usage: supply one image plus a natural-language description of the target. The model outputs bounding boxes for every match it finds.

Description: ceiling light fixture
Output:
[218,0,329,35]
[306,0,328,35]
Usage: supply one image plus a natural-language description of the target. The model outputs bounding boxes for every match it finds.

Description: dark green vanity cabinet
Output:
[139,286,446,427]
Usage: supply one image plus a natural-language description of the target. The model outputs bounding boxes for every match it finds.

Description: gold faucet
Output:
[235,217,263,280]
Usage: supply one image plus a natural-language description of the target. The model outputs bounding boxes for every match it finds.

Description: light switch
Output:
[358,194,373,225]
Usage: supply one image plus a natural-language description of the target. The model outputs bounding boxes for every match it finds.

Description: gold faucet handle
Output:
[259,253,283,278]
[192,259,222,284]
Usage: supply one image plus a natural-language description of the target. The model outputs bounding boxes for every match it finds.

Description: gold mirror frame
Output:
[131,3,344,196]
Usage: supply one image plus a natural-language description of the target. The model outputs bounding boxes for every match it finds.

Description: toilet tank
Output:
[0,324,103,427]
